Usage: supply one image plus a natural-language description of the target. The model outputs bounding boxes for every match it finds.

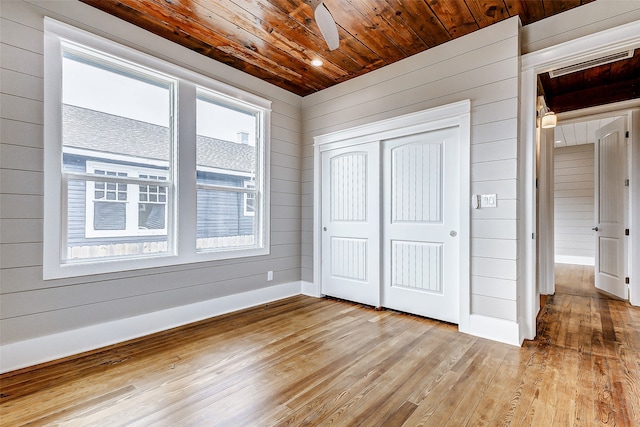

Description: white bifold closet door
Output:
[381,128,460,324]
[321,143,380,307]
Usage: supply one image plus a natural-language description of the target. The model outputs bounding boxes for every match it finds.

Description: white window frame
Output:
[85,162,169,238]
[44,18,271,280]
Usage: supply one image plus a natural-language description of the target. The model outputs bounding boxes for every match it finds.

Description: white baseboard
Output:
[555,255,595,266]
[0,281,301,374]
[466,314,522,346]
[301,280,322,297]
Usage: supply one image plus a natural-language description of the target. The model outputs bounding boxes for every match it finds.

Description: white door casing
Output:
[382,128,460,323]
[321,143,380,307]
[594,117,628,299]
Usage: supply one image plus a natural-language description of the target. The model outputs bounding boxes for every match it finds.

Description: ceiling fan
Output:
[305,0,340,50]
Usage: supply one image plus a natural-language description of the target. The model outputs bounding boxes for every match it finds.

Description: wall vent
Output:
[549,50,634,78]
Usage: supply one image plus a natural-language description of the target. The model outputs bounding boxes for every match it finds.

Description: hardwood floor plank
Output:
[2,266,639,426]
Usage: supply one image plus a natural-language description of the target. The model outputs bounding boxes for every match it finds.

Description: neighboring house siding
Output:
[196,170,253,239]
[554,144,595,265]
[62,154,252,246]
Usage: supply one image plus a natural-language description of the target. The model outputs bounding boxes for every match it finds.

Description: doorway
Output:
[551,115,627,298]
[520,20,640,341]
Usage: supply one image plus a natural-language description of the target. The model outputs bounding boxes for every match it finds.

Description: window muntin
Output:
[44,19,271,279]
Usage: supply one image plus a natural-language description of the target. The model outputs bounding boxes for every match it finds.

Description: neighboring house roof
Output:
[62,104,255,173]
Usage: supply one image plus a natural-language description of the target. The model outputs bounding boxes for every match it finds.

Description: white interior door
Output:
[382,127,460,323]
[594,117,627,299]
[321,144,380,306]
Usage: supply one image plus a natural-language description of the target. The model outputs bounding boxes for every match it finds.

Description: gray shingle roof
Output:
[62,104,255,173]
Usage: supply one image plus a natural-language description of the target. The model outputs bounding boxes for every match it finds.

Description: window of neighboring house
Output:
[44,18,271,279]
[85,162,168,238]
[244,181,256,217]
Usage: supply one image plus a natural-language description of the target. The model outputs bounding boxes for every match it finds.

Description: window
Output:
[244,181,256,217]
[85,162,168,238]
[44,19,270,279]
[195,92,261,250]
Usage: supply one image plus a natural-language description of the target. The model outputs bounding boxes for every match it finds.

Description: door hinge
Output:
[536,178,539,189]
[625,178,630,187]
[625,277,630,285]
[625,228,630,236]
[625,131,630,138]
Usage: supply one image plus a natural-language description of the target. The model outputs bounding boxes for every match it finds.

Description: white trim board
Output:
[520,19,640,342]
[301,280,320,297]
[467,314,521,346]
[0,281,301,374]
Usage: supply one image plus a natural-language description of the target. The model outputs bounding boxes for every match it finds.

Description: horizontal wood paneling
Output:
[0,119,43,148]
[554,144,595,263]
[0,144,42,172]
[472,276,517,300]
[471,293,517,321]
[471,139,518,163]
[0,43,44,77]
[0,68,43,100]
[1,255,301,319]
[0,94,43,124]
[521,0,640,54]
[302,18,520,320]
[0,194,43,219]
[0,219,42,244]
[0,1,302,347]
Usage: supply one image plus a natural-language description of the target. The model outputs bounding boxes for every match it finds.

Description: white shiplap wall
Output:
[301,18,521,332]
[0,0,302,371]
[521,0,640,54]
[554,144,595,265]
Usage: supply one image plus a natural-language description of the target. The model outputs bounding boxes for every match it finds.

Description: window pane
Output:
[196,188,256,250]
[61,49,172,173]
[196,95,257,188]
[196,92,262,253]
[94,201,126,230]
[61,46,174,262]
[139,203,165,230]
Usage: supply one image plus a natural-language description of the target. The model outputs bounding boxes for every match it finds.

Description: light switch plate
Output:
[481,194,497,208]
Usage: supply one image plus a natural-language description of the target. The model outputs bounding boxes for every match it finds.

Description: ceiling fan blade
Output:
[314,3,339,51]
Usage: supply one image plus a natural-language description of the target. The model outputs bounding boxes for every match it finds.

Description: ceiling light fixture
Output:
[311,58,323,67]
[541,111,557,128]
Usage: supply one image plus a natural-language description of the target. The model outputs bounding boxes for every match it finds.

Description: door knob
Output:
[592,226,599,231]
[450,230,457,237]
[323,227,327,231]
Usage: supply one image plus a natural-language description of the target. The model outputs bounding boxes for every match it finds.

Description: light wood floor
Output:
[1,264,639,426]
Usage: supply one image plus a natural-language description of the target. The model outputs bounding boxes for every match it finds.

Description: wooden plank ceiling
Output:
[77,0,638,113]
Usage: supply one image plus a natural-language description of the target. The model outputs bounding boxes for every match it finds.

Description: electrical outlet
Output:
[267,270,273,281]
